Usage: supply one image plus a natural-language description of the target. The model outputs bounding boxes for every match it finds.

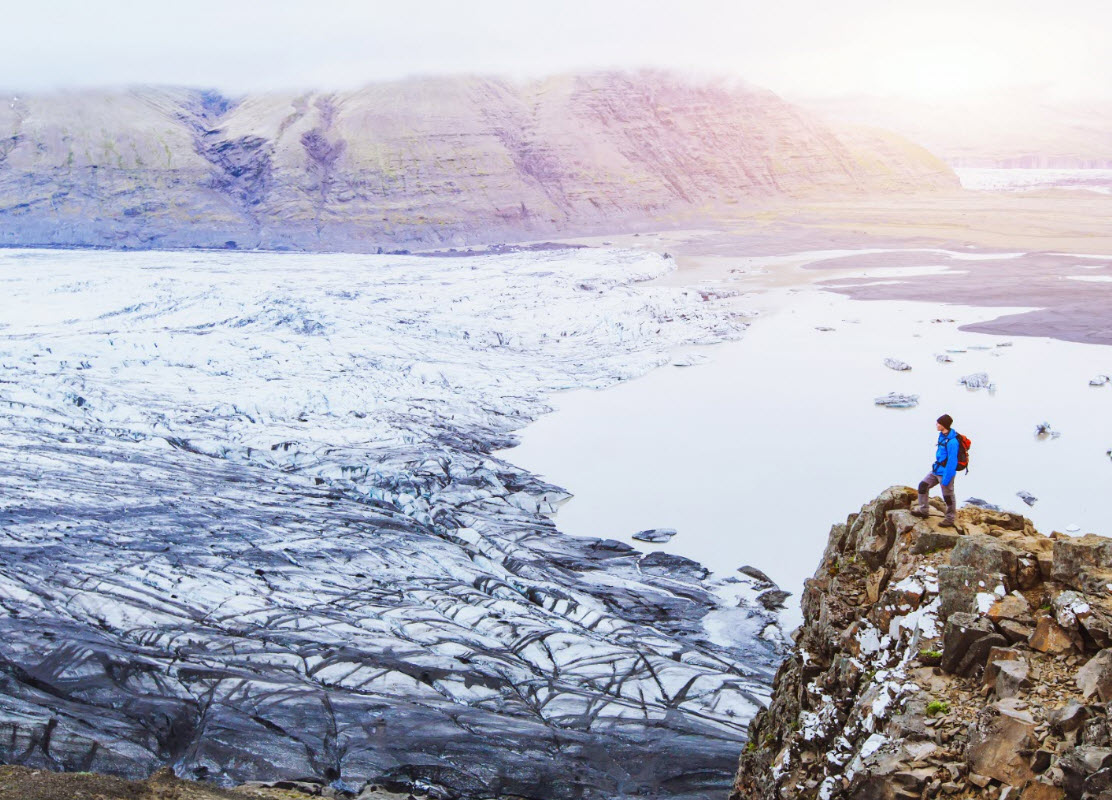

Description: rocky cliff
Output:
[732,487,1112,800]
[0,72,956,250]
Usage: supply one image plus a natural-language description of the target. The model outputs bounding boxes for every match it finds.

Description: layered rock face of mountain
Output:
[0,73,956,250]
[733,487,1112,800]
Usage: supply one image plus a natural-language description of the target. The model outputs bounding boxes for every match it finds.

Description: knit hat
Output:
[937,414,953,429]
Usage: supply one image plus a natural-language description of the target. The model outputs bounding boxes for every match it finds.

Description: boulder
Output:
[995,660,1031,698]
[1050,700,1090,736]
[1076,649,1112,702]
[984,646,1026,687]
[1054,590,1092,630]
[951,534,1021,589]
[909,529,961,556]
[1080,608,1112,651]
[1019,780,1065,800]
[941,612,1008,677]
[967,700,1038,786]
[757,589,791,611]
[988,593,1035,626]
[855,511,897,569]
[998,619,1036,644]
[1059,747,1112,799]
[738,565,775,586]
[1053,535,1112,587]
[938,565,1003,623]
[1029,615,1076,654]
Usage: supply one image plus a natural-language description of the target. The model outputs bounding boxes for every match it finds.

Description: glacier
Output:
[0,246,781,799]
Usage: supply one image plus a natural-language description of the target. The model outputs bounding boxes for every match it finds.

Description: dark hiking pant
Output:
[917,472,956,523]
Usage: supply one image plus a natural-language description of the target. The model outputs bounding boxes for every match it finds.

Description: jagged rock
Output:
[938,564,1006,623]
[866,567,889,604]
[999,619,1037,644]
[1031,749,1055,773]
[995,660,1032,698]
[1059,747,1112,798]
[732,490,1112,800]
[967,700,1038,786]
[1077,650,1112,702]
[757,590,792,611]
[1050,700,1090,735]
[1019,779,1065,800]
[909,529,961,555]
[738,565,776,586]
[984,646,1026,686]
[951,534,1022,589]
[1029,615,1076,654]
[851,488,911,568]
[942,612,1008,677]
[988,593,1035,626]
[631,528,677,543]
[1053,535,1112,587]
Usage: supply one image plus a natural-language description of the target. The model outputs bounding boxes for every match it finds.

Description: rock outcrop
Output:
[732,487,1112,800]
[0,72,956,251]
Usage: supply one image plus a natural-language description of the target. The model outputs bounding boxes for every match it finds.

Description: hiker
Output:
[911,413,960,528]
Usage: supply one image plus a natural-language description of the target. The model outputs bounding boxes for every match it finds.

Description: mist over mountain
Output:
[803,88,1112,168]
[0,72,955,251]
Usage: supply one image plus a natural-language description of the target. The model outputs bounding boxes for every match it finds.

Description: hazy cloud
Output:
[4,0,1110,99]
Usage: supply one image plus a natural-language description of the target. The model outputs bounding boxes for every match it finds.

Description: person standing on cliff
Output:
[911,414,959,528]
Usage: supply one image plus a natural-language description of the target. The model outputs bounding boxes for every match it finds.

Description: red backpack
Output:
[953,431,972,473]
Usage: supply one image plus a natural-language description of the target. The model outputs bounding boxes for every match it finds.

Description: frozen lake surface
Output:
[505,273,1112,625]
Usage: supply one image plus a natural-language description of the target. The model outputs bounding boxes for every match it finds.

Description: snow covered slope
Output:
[0,246,782,799]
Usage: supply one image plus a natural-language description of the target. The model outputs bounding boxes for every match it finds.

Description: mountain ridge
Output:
[0,71,956,251]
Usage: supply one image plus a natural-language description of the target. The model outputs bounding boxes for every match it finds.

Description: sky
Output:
[6,0,1111,100]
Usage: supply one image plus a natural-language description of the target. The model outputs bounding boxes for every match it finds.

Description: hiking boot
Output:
[910,506,929,518]
[939,518,956,529]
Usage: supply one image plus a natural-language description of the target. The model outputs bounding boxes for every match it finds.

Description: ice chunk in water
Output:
[875,392,919,408]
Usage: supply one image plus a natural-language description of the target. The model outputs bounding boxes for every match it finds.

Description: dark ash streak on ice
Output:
[0,247,783,799]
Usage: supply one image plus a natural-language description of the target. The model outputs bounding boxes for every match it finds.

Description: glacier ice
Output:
[0,247,780,799]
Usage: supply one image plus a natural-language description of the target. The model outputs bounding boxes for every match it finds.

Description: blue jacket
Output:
[932,430,960,486]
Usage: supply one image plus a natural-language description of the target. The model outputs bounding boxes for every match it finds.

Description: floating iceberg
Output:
[959,372,995,390]
[883,358,912,371]
[632,527,678,543]
[875,392,920,408]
